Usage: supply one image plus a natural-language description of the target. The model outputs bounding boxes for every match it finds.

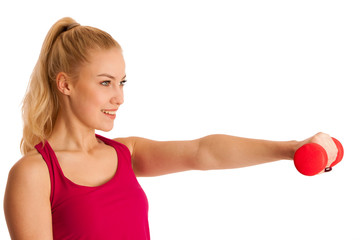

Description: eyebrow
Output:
[97,73,126,80]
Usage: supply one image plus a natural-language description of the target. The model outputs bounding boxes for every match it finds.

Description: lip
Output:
[101,109,117,120]
[103,111,116,119]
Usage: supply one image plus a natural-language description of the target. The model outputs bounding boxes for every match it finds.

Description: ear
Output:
[56,72,71,95]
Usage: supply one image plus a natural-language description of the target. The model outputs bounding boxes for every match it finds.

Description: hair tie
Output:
[65,23,80,31]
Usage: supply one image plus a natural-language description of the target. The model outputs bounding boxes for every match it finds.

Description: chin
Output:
[101,127,113,132]
[97,124,114,132]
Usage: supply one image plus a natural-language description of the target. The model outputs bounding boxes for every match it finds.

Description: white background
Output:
[0,0,359,239]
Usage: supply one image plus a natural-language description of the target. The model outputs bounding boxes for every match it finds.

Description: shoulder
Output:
[112,137,137,155]
[6,149,50,195]
[4,150,53,239]
[10,150,48,177]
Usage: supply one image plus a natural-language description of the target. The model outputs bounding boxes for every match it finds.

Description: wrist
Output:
[284,140,300,160]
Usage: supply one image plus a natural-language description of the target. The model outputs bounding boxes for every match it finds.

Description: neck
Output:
[48,110,101,153]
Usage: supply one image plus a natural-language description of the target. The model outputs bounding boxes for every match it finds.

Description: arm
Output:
[195,134,298,170]
[115,134,299,177]
[3,154,53,240]
[116,132,337,177]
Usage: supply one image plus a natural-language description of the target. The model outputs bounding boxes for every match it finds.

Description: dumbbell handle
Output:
[294,137,344,176]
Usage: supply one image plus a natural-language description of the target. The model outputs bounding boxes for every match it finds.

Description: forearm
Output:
[196,134,299,170]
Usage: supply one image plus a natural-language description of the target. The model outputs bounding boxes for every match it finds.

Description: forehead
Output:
[82,48,125,76]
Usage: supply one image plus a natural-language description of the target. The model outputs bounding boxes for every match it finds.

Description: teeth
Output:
[102,110,116,115]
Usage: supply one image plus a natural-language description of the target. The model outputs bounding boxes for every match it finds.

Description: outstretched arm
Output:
[195,134,298,170]
[115,132,337,177]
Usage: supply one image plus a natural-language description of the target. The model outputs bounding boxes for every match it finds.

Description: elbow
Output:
[193,138,221,171]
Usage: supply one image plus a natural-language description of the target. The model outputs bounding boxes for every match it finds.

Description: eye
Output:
[120,80,127,86]
[101,80,111,86]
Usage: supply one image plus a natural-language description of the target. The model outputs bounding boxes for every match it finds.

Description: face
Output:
[64,47,126,132]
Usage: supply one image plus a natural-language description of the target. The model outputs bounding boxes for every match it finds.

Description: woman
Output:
[3,17,338,239]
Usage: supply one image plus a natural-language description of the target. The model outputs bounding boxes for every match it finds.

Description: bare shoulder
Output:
[4,149,53,239]
[112,137,137,155]
[10,149,48,178]
[6,149,50,196]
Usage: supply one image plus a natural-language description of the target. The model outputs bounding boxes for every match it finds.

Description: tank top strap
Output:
[95,134,132,165]
[34,141,56,204]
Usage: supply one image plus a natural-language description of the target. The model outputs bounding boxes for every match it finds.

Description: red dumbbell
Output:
[294,137,344,176]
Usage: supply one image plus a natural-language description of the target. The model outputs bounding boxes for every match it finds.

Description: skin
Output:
[3,47,338,239]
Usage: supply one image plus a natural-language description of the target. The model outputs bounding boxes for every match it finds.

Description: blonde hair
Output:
[20,17,121,155]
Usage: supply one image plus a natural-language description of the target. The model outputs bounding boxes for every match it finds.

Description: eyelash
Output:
[101,80,127,86]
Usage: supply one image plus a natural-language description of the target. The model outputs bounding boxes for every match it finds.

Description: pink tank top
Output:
[34,134,150,240]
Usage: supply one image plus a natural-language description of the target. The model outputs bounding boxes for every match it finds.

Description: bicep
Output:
[4,158,53,240]
[114,137,200,177]
[130,137,200,177]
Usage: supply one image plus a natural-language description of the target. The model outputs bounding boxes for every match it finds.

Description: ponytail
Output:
[20,17,120,155]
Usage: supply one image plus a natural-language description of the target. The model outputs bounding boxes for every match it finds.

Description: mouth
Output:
[101,109,117,119]
[101,110,117,115]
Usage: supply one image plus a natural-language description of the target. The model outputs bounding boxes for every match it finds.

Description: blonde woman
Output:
[3,17,339,240]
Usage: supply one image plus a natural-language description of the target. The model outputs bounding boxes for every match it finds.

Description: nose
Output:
[110,88,124,106]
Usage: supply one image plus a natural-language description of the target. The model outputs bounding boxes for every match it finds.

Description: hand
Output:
[297,132,339,174]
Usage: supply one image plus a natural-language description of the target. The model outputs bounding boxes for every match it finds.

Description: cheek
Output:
[69,86,115,131]
[71,88,104,116]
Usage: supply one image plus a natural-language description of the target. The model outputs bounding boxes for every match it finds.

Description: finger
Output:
[324,139,338,168]
[312,133,338,168]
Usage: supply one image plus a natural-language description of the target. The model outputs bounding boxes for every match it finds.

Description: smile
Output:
[101,110,117,115]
